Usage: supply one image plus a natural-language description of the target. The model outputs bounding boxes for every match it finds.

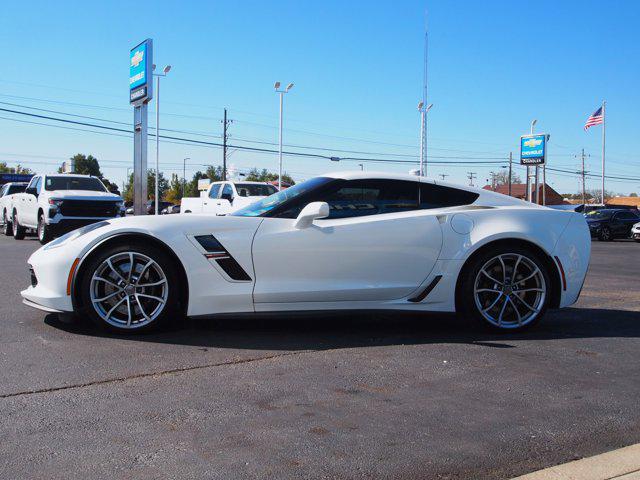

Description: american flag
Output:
[584,106,604,131]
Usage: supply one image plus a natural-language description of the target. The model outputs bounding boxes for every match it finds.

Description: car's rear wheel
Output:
[79,243,179,333]
[599,227,612,241]
[37,214,53,244]
[3,211,13,237]
[459,246,551,331]
[12,211,26,240]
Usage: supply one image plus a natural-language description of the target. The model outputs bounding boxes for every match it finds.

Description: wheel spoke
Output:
[127,253,135,283]
[136,293,166,304]
[136,278,167,288]
[480,268,503,286]
[513,255,523,278]
[477,288,501,294]
[497,296,509,326]
[498,255,507,283]
[125,296,132,326]
[136,260,154,284]
[482,292,503,313]
[512,294,538,314]
[106,259,127,283]
[517,288,544,293]
[134,294,151,321]
[508,296,522,326]
[92,290,122,303]
[105,297,126,320]
[515,267,540,285]
[92,276,121,289]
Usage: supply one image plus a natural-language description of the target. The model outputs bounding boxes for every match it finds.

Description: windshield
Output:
[7,184,26,195]
[45,176,107,192]
[232,177,333,217]
[235,183,278,197]
[586,210,612,220]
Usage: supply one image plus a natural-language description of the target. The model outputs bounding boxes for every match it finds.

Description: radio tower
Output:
[420,12,428,177]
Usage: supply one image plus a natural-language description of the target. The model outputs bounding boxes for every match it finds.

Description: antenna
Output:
[467,172,477,187]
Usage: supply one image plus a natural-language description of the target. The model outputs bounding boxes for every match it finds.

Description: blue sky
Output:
[0,0,638,194]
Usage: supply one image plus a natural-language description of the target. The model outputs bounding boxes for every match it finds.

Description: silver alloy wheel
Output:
[89,252,169,329]
[473,253,546,329]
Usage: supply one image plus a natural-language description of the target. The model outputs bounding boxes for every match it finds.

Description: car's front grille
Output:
[28,265,37,287]
[58,200,119,218]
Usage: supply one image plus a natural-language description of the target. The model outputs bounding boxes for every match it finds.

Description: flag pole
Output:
[601,100,606,204]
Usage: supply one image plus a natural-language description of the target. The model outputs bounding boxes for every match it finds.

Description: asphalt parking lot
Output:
[1,235,639,480]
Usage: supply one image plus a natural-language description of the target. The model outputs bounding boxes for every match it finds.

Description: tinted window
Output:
[27,176,39,190]
[208,184,221,199]
[35,177,43,194]
[235,183,278,197]
[222,184,233,199]
[420,184,479,209]
[0,185,6,197]
[615,211,639,220]
[7,184,26,195]
[45,176,106,192]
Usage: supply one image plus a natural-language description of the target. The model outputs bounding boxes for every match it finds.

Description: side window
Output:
[615,211,636,221]
[222,183,234,200]
[0,185,6,197]
[208,184,221,199]
[27,176,39,190]
[419,184,479,209]
[35,177,43,194]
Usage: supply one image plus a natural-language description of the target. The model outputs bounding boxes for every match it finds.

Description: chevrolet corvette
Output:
[21,172,590,333]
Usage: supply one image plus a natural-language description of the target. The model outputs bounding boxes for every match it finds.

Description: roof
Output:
[607,196,640,207]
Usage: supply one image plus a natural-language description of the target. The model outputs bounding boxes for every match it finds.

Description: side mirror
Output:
[221,192,233,202]
[25,187,37,196]
[294,202,330,229]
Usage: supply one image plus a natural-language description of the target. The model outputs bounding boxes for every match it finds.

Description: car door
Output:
[214,183,235,215]
[612,211,640,237]
[251,178,443,304]
[202,183,222,213]
[22,176,40,227]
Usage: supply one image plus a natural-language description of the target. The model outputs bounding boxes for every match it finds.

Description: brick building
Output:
[482,183,567,205]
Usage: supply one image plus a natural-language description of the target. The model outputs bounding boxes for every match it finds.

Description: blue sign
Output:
[130,39,153,104]
[0,173,34,185]
[520,134,547,165]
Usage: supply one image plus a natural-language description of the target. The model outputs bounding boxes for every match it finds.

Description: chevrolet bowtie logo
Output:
[131,50,144,68]
[523,138,543,148]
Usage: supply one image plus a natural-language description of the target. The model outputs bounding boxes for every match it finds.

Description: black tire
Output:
[78,241,181,333]
[3,210,13,237]
[599,227,613,241]
[12,211,26,240]
[37,213,54,245]
[458,245,552,332]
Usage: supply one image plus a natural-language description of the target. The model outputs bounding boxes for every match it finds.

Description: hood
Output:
[49,190,122,201]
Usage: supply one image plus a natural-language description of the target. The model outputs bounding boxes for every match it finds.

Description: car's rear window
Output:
[7,184,26,194]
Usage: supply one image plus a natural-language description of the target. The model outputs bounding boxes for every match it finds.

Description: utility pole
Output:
[439,173,449,181]
[575,149,590,205]
[508,152,513,197]
[221,108,233,181]
[467,172,477,187]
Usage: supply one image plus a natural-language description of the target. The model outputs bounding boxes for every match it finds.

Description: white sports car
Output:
[21,172,590,333]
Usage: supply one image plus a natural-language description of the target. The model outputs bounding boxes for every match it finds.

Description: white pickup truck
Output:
[180,180,278,215]
[10,173,125,244]
[1,182,29,236]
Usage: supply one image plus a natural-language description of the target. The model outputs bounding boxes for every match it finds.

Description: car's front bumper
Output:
[48,216,123,236]
[21,246,78,313]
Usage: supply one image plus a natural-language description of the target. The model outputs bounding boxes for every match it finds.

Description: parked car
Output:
[22,171,590,334]
[585,208,640,241]
[0,182,28,236]
[180,181,278,215]
[161,204,180,214]
[632,222,640,242]
[10,174,125,244]
[145,200,174,215]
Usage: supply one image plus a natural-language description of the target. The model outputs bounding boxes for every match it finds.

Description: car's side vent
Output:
[194,235,252,281]
[408,275,442,303]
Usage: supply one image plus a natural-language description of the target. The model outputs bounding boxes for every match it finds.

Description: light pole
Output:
[417,101,433,176]
[527,119,537,203]
[358,163,364,171]
[153,64,171,215]
[274,81,294,190]
[182,157,190,197]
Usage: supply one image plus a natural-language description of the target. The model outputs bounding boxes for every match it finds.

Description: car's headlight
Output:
[48,198,64,208]
[44,221,110,250]
[115,201,125,208]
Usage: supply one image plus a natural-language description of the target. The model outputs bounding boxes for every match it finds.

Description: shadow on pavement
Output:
[44,306,640,351]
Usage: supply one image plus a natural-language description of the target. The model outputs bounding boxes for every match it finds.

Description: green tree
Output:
[244,168,295,186]
[0,162,33,174]
[184,171,209,198]
[122,170,169,202]
[165,173,184,204]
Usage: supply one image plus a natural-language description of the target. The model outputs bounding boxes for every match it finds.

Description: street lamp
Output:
[152,64,172,214]
[418,101,434,176]
[358,163,364,171]
[275,81,294,190]
[182,157,190,197]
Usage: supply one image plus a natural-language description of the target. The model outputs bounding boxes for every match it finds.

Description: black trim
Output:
[408,275,442,303]
[195,234,252,281]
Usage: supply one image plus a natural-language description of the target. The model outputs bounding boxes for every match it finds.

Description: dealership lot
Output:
[1,236,639,479]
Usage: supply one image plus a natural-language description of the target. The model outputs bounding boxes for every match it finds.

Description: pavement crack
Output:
[0,350,312,399]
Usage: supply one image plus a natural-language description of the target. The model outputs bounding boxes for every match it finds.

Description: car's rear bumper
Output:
[552,214,591,308]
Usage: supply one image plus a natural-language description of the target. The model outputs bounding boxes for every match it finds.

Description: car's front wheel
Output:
[458,246,551,331]
[12,211,26,240]
[37,214,53,244]
[599,227,612,241]
[3,211,13,237]
[79,242,180,333]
